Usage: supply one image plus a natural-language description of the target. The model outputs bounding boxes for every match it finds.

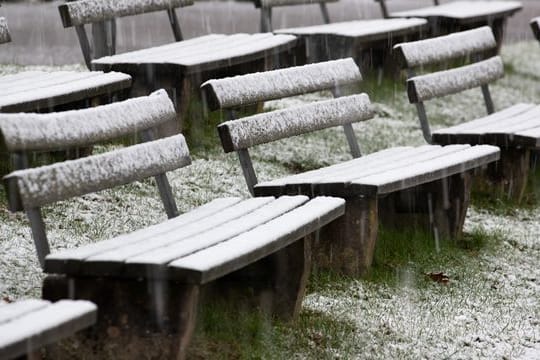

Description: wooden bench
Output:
[0,16,132,175]
[394,26,538,202]
[2,90,345,359]
[256,0,427,68]
[202,58,500,276]
[531,17,540,42]
[376,0,522,49]
[0,299,96,360]
[58,0,299,136]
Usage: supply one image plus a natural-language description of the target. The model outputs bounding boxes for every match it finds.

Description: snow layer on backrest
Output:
[219,94,373,152]
[394,26,496,68]
[61,0,194,26]
[6,135,191,209]
[0,89,175,152]
[0,17,10,44]
[258,0,336,7]
[202,58,361,110]
[408,56,504,103]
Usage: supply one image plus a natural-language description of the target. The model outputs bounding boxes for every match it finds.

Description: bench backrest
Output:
[204,58,373,194]
[0,17,11,45]
[531,17,540,42]
[256,0,339,32]
[2,90,190,268]
[58,0,194,69]
[375,0,440,19]
[393,26,502,143]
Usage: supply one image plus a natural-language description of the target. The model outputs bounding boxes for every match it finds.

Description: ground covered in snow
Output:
[0,43,539,358]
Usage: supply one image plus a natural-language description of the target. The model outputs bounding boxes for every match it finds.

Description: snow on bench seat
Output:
[92,33,297,74]
[44,196,345,282]
[0,71,132,113]
[432,104,540,147]
[393,26,497,68]
[531,17,540,42]
[255,144,499,196]
[0,299,96,360]
[0,17,10,44]
[202,58,362,111]
[274,18,427,41]
[388,1,522,23]
[169,196,345,284]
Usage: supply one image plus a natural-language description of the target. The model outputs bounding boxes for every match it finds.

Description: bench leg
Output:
[482,148,530,203]
[379,172,472,240]
[203,235,312,320]
[316,196,378,276]
[43,275,199,360]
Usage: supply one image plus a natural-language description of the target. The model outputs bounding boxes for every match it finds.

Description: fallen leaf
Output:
[426,272,450,284]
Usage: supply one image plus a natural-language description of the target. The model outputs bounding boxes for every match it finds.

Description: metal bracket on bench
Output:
[140,129,180,219]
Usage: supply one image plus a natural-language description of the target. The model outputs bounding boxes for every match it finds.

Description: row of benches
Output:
[3,23,540,357]
[1,5,538,360]
[0,0,524,142]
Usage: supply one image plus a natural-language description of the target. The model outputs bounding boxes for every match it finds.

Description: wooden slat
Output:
[0,71,132,113]
[389,1,522,23]
[0,90,173,152]
[202,58,362,111]
[255,145,500,197]
[218,94,373,153]
[58,0,194,27]
[531,17,540,42]
[80,196,310,277]
[275,18,427,39]
[4,135,191,211]
[393,26,496,68]
[254,0,337,8]
[0,17,11,44]
[75,197,280,275]
[0,300,49,326]
[0,300,96,360]
[407,57,504,103]
[168,196,345,284]
[93,33,297,74]
[44,197,246,274]
[513,127,540,148]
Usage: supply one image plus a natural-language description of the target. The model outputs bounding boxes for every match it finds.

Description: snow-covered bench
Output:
[531,17,540,42]
[394,26,537,202]
[202,58,500,275]
[255,0,427,67]
[58,0,298,136]
[376,0,522,49]
[0,299,96,360]
[2,90,345,359]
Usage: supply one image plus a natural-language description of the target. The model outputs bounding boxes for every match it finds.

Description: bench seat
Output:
[274,18,427,41]
[0,71,131,113]
[44,196,344,283]
[92,33,297,75]
[254,144,499,197]
[432,103,540,147]
[0,299,96,360]
[388,1,522,24]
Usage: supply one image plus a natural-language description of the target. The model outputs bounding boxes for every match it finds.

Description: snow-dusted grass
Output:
[0,41,539,358]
